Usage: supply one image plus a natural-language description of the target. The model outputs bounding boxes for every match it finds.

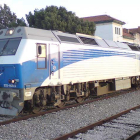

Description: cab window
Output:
[0,38,21,56]
[37,44,47,69]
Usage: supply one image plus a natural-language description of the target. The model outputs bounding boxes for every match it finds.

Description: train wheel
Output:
[32,106,42,114]
[75,97,85,103]
[32,92,43,114]
[24,100,42,114]
[85,90,90,98]
[54,99,66,108]
[66,94,70,101]
[57,101,65,108]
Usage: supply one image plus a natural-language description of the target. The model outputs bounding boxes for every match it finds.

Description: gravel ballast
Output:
[68,109,140,140]
[0,91,140,140]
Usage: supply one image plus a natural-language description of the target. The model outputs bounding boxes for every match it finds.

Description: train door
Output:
[49,43,60,79]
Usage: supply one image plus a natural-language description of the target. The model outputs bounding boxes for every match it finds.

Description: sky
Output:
[0,0,140,28]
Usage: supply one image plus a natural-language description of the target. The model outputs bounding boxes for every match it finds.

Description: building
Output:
[82,15,140,46]
[124,27,140,46]
[122,28,135,44]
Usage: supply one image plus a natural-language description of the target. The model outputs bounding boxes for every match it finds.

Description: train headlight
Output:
[8,79,15,84]
[8,79,19,84]
[9,30,13,34]
[6,29,15,35]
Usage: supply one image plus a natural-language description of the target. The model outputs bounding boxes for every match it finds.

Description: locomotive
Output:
[0,27,139,116]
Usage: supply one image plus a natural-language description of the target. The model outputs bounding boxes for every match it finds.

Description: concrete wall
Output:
[94,21,140,46]
[112,23,123,42]
[95,23,113,40]
[95,22,123,42]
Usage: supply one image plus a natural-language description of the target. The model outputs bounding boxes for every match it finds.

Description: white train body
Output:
[0,27,139,115]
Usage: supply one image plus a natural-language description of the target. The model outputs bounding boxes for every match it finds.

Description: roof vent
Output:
[57,35,80,43]
[79,37,98,45]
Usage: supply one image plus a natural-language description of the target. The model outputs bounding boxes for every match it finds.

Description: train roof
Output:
[0,26,139,51]
[76,33,132,51]
[0,27,58,42]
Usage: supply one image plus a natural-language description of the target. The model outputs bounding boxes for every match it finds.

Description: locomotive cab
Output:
[0,30,24,115]
[0,27,60,115]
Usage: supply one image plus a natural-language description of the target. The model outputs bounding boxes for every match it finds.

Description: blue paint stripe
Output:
[63,49,136,67]
[0,48,136,89]
[0,64,23,89]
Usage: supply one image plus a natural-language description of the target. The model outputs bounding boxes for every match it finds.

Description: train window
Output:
[128,45,140,51]
[37,44,47,69]
[0,38,21,56]
[115,42,131,50]
[37,44,46,57]
[57,35,80,43]
[95,38,109,47]
[79,37,98,45]
[104,39,120,49]
[0,39,8,53]
[104,39,119,48]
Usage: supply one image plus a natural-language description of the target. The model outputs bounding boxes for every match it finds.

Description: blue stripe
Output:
[63,49,136,67]
[0,48,136,89]
[0,64,23,88]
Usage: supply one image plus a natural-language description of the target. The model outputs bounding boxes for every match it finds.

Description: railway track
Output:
[125,130,140,140]
[0,88,134,126]
[0,88,140,139]
[54,105,140,140]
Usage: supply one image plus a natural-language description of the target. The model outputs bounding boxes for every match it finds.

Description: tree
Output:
[26,6,96,35]
[8,18,27,28]
[0,4,26,29]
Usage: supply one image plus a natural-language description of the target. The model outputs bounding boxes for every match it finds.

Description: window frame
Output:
[0,37,21,56]
[79,36,98,46]
[115,27,121,35]
[36,43,47,69]
[115,27,117,34]
[119,28,120,35]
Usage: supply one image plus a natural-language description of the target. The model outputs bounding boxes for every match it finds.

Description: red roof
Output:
[123,28,135,39]
[81,15,125,25]
[129,27,140,34]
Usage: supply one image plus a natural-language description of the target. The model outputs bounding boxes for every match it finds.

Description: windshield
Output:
[0,38,21,56]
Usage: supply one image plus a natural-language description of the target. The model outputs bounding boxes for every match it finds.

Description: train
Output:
[0,27,139,116]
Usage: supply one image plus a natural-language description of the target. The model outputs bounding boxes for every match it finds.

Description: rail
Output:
[54,105,140,140]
